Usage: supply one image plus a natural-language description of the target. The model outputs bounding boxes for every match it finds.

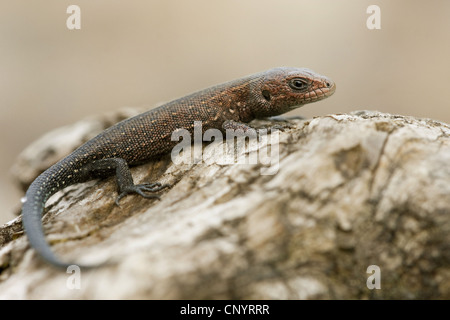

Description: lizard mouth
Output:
[305,78,336,103]
[324,80,336,97]
[288,80,335,110]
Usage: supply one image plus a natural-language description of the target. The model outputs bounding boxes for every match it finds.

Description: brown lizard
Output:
[21,67,335,268]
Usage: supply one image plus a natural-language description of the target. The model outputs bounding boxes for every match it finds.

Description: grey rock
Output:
[1,110,449,299]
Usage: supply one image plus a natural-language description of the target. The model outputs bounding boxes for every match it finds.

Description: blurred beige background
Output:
[1,0,449,223]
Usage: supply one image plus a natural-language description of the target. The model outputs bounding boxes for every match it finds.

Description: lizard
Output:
[21,67,336,268]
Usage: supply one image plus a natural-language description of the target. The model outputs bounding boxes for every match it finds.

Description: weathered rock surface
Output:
[1,110,449,299]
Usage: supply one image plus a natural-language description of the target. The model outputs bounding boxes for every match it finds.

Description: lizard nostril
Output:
[325,81,331,88]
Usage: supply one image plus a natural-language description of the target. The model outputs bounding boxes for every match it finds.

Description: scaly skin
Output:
[21,67,336,268]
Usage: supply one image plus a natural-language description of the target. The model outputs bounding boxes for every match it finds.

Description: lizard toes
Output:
[139,183,170,192]
[115,184,165,206]
[141,182,161,188]
[115,192,128,206]
[134,186,161,199]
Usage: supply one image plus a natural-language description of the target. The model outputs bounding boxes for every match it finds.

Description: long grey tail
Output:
[21,173,74,269]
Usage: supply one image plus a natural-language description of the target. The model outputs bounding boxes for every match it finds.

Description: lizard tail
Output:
[21,172,73,269]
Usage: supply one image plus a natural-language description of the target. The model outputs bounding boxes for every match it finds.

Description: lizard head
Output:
[249,67,336,118]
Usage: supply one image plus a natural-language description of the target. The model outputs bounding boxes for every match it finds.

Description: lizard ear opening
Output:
[262,90,271,102]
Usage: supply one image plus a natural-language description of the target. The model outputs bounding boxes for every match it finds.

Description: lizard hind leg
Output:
[83,158,169,206]
[115,182,169,206]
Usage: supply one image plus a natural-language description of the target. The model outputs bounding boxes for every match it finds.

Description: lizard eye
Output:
[289,78,309,91]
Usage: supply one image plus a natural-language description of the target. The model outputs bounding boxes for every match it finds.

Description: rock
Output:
[0,110,449,299]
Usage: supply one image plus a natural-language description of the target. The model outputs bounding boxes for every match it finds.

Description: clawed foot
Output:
[115,182,170,206]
